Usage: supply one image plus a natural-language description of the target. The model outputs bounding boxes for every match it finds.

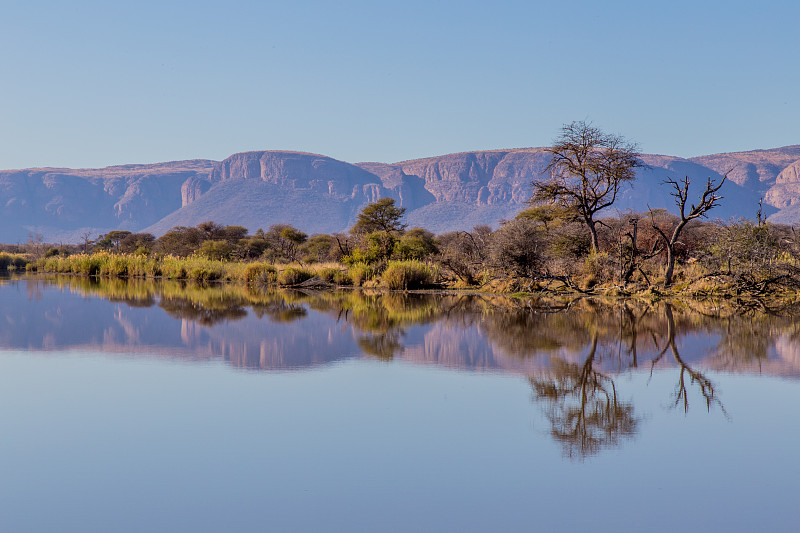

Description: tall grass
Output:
[29,253,353,286]
[380,260,438,290]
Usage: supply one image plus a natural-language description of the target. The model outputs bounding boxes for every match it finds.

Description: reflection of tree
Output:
[358,331,404,361]
[159,297,248,326]
[108,295,156,308]
[530,334,638,459]
[651,305,725,414]
[251,301,307,323]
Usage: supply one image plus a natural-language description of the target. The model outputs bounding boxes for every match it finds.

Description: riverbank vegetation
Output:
[10,122,800,305]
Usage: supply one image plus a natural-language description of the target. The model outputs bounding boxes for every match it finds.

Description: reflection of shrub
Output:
[381,260,436,290]
[278,267,313,286]
[245,263,278,284]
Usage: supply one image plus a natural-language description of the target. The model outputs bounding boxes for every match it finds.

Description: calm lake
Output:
[2,275,799,532]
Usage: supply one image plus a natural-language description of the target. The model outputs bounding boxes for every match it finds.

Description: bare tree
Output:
[80,231,94,254]
[650,172,728,286]
[532,121,642,253]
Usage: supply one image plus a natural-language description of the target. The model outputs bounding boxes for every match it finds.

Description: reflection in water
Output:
[530,333,638,458]
[650,305,725,414]
[5,275,800,458]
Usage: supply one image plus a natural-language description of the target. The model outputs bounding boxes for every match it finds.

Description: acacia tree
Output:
[650,172,728,286]
[532,121,642,253]
[352,198,406,234]
[350,198,407,262]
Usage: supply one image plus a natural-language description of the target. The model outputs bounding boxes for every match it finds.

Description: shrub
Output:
[316,267,340,283]
[245,263,278,284]
[381,260,435,290]
[333,270,353,286]
[188,267,222,282]
[197,240,233,261]
[0,253,11,270]
[349,262,375,286]
[278,267,313,286]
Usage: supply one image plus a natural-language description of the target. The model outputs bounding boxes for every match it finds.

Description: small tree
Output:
[651,173,728,286]
[352,198,407,235]
[532,121,642,253]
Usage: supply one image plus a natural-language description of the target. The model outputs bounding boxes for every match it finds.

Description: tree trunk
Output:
[664,245,676,286]
[586,218,600,254]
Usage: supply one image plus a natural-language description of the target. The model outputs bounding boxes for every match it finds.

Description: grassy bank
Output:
[27,252,440,289]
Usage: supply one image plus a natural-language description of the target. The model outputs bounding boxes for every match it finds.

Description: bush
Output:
[188,267,222,282]
[278,267,313,286]
[381,260,436,290]
[0,253,11,270]
[333,270,353,286]
[316,267,340,283]
[197,240,233,261]
[245,263,278,284]
[349,262,375,286]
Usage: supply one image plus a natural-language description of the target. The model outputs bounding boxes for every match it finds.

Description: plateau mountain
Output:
[2,145,799,243]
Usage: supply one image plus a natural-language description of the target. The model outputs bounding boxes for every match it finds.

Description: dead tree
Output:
[650,172,729,286]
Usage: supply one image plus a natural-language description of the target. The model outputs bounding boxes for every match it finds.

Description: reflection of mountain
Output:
[4,277,800,379]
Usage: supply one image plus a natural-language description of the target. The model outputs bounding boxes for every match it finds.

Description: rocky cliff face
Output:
[3,146,800,243]
[0,160,214,242]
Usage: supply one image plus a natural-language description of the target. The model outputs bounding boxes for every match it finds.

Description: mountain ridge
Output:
[1,145,798,243]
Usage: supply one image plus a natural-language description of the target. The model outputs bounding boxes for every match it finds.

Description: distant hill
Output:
[2,145,800,243]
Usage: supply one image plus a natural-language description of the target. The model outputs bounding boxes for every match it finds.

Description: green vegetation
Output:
[0,252,28,271]
[381,260,437,290]
[18,123,800,303]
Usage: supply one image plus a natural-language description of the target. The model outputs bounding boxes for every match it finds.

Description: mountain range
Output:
[2,145,800,243]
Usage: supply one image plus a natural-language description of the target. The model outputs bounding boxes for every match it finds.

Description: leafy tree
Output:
[118,233,156,254]
[96,230,132,251]
[393,228,438,260]
[301,234,339,263]
[264,224,307,263]
[532,121,641,253]
[154,226,204,256]
[352,198,407,234]
[197,240,233,261]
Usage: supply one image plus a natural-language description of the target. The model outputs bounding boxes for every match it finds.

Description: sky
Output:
[1,0,799,169]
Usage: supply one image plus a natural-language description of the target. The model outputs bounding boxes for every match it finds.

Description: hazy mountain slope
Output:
[690,145,800,189]
[0,160,214,242]
[5,145,800,243]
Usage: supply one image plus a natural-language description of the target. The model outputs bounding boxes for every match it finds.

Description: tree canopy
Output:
[352,198,407,234]
[532,121,642,253]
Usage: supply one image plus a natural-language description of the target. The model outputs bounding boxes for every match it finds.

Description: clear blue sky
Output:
[1,0,798,169]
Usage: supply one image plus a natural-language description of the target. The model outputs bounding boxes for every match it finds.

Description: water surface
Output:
[1,276,799,532]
